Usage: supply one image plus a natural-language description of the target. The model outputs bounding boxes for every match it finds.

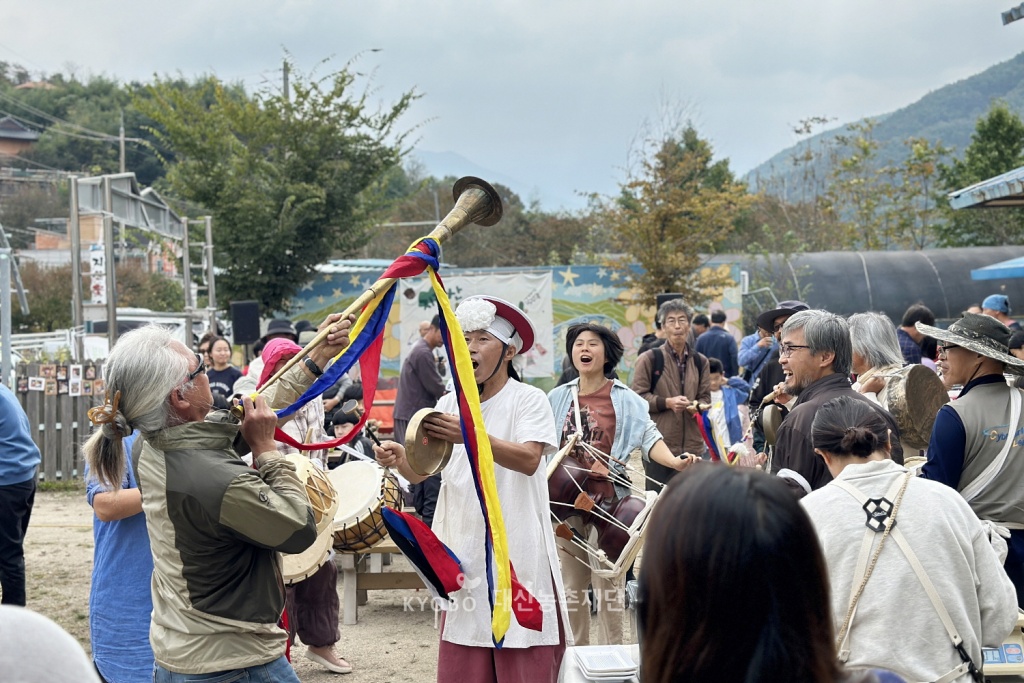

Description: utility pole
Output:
[283,60,290,102]
[119,110,126,174]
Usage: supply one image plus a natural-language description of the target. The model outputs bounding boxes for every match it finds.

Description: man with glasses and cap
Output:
[917,312,1024,607]
[374,295,570,683]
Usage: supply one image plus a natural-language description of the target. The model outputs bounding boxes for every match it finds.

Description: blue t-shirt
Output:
[85,432,154,683]
[0,383,40,486]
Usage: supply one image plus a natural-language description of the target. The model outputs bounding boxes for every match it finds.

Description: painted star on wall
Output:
[349,274,362,287]
[560,267,578,287]
[332,288,343,299]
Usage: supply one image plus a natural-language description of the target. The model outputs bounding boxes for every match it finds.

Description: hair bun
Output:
[840,425,878,457]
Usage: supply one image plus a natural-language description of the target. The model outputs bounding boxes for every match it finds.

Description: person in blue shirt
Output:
[738,328,775,384]
[85,430,154,683]
[695,310,738,378]
[706,357,751,453]
[0,382,41,606]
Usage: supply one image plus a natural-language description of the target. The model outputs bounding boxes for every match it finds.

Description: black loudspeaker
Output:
[655,292,684,310]
[230,301,261,345]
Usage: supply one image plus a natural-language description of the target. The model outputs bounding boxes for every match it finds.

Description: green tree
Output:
[12,260,184,332]
[0,183,68,249]
[826,119,896,249]
[602,125,750,306]
[115,262,184,311]
[137,61,418,313]
[887,137,951,249]
[2,74,168,185]
[736,117,843,253]
[360,168,595,268]
[936,102,1024,246]
[12,262,77,332]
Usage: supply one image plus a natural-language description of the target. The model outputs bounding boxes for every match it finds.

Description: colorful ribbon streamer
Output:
[694,410,723,462]
[265,237,530,645]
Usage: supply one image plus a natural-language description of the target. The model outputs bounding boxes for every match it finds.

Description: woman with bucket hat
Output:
[917,313,1024,607]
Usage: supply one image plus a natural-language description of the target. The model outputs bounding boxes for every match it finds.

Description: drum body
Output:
[328,460,403,551]
[284,454,338,536]
[281,528,333,586]
[547,434,661,580]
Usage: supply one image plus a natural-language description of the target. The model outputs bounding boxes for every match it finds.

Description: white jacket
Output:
[802,459,1017,682]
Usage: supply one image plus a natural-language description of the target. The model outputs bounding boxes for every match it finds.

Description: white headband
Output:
[455,298,523,353]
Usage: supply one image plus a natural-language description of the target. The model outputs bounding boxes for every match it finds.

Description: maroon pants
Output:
[436,606,566,683]
[285,560,340,648]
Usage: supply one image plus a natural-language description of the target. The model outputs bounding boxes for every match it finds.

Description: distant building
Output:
[0,117,39,157]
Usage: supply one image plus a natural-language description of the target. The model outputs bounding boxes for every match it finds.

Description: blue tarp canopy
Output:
[949,166,1024,209]
[972,256,1024,280]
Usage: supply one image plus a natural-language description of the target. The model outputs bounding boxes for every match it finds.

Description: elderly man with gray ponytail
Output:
[83,312,353,683]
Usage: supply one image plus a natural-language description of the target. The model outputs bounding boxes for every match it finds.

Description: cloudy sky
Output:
[2,1,1023,210]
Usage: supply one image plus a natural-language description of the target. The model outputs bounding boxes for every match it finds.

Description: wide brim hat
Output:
[756,300,809,333]
[456,295,535,355]
[917,313,1024,376]
[263,318,298,341]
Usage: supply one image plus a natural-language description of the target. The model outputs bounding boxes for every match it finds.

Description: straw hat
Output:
[916,313,1024,376]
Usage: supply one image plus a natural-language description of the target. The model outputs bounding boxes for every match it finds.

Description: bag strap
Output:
[831,473,910,658]
[832,473,981,683]
[650,347,665,386]
[961,388,1023,503]
[570,384,583,436]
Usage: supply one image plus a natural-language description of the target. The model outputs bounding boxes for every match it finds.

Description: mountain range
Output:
[745,51,1024,194]
[414,52,1024,208]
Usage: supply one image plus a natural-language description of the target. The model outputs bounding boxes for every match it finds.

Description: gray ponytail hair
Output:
[83,325,190,488]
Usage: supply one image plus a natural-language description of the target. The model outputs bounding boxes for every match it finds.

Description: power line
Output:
[0,109,111,142]
[0,91,142,142]
[0,154,63,172]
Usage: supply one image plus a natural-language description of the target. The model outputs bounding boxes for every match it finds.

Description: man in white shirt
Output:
[375,295,569,683]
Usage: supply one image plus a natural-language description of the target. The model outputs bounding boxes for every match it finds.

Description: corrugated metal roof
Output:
[971,255,1024,280]
[315,259,394,274]
[948,166,1024,209]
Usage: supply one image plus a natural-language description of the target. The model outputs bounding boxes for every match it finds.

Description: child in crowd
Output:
[706,357,751,455]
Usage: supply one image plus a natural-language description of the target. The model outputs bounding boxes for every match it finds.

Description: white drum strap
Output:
[832,475,979,683]
[961,388,1022,504]
[571,385,583,436]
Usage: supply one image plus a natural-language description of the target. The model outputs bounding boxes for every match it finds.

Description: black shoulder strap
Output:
[651,347,665,385]
[695,351,708,383]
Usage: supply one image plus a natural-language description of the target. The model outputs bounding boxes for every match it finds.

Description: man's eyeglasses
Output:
[937,343,959,357]
[663,317,689,328]
[186,352,206,382]
[779,343,810,358]
[772,322,786,333]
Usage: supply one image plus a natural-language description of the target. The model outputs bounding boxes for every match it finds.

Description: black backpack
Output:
[645,346,705,389]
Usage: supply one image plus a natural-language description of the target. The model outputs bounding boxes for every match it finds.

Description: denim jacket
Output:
[548,378,664,496]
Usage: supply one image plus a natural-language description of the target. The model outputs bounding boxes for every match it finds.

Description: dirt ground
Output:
[24,477,641,682]
[25,488,440,683]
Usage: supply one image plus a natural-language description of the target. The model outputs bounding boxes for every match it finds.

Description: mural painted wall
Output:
[289,261,743,388]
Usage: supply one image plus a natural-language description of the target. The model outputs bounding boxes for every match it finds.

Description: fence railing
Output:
[15,361,104,482]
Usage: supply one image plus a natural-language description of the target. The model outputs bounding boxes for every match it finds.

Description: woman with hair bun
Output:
[639,465,903,683]
[802,396,1017,682]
